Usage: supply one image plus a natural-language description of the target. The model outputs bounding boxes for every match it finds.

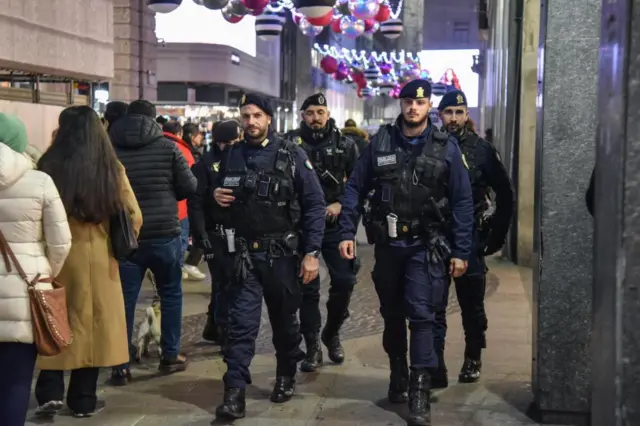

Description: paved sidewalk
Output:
[26,243,543,426]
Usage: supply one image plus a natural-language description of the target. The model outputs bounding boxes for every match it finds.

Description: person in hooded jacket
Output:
[342,118,369,154]
[163,121,206,281]
[103,101,128,131]
[0,113,72,426]
[109,100,197,385]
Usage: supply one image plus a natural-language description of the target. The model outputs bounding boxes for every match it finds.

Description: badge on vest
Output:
[223,176,242,187]
[377,154,397,167]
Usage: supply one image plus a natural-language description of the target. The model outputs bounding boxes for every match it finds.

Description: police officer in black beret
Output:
[189,120,243,346]
[212,93,326,420]
[432,89,514,389]
[338,79,475,426]
[284,93,360,373]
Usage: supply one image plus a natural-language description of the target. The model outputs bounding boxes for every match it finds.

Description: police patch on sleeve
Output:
[304,159,314,170]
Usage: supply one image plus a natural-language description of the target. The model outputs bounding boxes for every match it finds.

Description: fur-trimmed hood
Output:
[341,126,369,140]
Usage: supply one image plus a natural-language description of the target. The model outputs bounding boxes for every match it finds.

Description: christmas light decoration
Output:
[255,9,287,39]
[379,17,403,39]
[313,43,420,67]
[148,0,183,13]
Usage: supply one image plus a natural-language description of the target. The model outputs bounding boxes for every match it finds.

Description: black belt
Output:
[395,220,422,238]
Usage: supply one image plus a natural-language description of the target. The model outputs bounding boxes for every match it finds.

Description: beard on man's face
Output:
[446,122,463,134]
[402,113,428,129]
[245,125,268,143]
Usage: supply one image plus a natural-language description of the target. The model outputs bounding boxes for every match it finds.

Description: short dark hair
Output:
[163,121,183,135]
[128,99,156,118]
[345,119,357,128]
[156,115,168,125]
[182,123,201,145]
[104,101,128,129]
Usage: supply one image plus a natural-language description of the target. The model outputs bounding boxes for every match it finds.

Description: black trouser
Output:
[223,251,304,388]
[206,250,232,329]
[433,231,488,360]
[185,246,203,267]
[299,226,358,336]
[35,368,101,414]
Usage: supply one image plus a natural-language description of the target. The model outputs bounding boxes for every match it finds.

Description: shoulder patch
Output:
[296,136,303,145]
[304,159,314,170]
[212,162,220,172]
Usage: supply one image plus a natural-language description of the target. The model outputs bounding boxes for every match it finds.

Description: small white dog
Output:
[135,301,162,362]
[135,270,163,362]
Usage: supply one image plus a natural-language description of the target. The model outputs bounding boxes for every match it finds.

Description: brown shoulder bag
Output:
[0,230,73,356]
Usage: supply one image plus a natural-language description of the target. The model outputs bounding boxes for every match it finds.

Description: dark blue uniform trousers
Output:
[223,252,305,389]
[372,244,446,370]
[433,234,488,360]
[300,225,357,335]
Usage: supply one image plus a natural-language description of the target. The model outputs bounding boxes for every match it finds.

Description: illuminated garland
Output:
[267,0,403,19]
[313,42,420,65]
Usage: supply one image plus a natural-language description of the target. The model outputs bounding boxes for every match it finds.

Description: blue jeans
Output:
[118,236,183,367]
[179,218,190,266]
[0,342,37,426]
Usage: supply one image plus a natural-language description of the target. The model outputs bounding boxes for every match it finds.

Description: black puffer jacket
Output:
[110,114,197,241]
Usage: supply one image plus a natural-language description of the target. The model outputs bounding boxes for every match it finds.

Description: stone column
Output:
[112,0,158,102]
[592,1,640,425]
[532,0,599,423]
[399,0,424,53]
[515,0,540,268]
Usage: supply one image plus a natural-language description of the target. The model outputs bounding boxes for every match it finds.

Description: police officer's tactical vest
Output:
[220,138,300,237]
[369,125,449,227]
[296,130,350,204]
[458,132,489,206]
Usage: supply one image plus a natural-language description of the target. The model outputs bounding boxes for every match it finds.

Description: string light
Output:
[313,42,420,66]
[267,0,403,19]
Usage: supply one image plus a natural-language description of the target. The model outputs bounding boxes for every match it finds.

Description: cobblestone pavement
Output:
[26,230,542,426]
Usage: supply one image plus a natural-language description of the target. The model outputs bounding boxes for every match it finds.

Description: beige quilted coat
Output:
[0,143,72,344]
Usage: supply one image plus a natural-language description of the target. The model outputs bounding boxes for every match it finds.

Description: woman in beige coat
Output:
[35,106,142,418]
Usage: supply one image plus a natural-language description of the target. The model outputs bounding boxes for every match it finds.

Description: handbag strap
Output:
[0,229,35,287]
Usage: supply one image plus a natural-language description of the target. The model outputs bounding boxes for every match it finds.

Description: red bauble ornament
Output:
[223,14,244,23]
[242,0,269,10]
[364,19,376,32]
[330,17,342,33]
[320,56,339,74]
[375,4,391,22]
[307,10,333,26]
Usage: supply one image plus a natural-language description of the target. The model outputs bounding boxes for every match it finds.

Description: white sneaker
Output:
[35,400,64,417]
[183,265,205,281]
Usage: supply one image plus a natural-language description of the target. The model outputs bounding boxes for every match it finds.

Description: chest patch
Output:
[377,154,397,167]
[223,176,242,187]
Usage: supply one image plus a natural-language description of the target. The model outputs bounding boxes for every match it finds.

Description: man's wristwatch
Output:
[306,250,321,258]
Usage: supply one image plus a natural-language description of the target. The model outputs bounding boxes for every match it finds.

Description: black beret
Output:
[214,120,241,143]
[438,89,468,111]
[399,79,432,100]
[240,93,273,116]
[300,93,328,111]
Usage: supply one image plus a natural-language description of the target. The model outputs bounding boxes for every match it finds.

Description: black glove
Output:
[201,238,215,260]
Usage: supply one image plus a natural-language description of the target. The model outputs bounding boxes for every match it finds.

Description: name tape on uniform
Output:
[377,154,397,166]
[223,176,242,187]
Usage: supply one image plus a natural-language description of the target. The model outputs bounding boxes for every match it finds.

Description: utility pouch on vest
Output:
[275,148,290,173]
[244,173,257,191]
[257,176,271,197]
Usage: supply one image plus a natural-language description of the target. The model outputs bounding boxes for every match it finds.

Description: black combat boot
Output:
[215,388,246,420]
[430,349,448,389]
[301,333,323,372]
[270,376,296,403]
[407,369,431,426]
[321,290,351,364]
[458,357,482,383]
[387,356,409,403]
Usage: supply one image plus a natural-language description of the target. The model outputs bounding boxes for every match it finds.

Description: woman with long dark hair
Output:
[35,106,142,418]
